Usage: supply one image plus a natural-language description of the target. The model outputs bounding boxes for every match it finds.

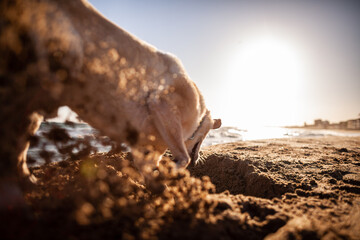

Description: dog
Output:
[0,0,221,207]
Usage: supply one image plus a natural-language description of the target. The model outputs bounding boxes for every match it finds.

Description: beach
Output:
[2,1,359,239]
[3,136,360,239]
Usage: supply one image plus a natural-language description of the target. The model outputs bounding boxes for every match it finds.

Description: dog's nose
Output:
[173,158,190,169]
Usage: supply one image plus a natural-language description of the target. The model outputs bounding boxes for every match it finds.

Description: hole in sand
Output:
[189,152,293,199]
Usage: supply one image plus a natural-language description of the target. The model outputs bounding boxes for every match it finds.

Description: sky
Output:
[82,0,360,127]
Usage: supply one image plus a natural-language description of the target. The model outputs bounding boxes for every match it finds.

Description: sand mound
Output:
[1,137,360,239]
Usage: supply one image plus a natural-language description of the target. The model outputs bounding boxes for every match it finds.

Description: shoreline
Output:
[284,126,360,133]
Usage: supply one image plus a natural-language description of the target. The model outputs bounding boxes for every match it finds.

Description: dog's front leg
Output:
[147,97,190,168]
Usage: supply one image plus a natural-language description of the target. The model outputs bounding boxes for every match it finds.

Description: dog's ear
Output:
[212,119,222,129]
[148,97,190,167]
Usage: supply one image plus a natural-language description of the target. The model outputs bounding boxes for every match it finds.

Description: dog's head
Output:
[185,111,221,165]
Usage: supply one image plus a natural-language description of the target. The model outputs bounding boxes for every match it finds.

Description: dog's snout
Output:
[173,157,190,168]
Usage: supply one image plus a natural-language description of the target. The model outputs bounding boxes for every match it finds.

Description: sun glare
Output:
[225,35,305,127]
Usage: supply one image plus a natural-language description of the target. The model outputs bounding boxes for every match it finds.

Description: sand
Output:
[2,136,360,240]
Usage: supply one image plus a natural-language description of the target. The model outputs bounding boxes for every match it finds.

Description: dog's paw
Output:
[0,180,34,235]
[0,180,27,211]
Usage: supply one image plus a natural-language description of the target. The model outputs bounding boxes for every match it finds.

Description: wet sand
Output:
[2,136,360,239]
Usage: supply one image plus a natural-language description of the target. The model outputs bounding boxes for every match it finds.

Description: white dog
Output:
[0,0,221,206]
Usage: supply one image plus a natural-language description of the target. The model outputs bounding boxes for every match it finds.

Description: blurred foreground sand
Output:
[2,136,360,239]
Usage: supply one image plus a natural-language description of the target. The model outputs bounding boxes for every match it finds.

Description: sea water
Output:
[27,122,360,165]
[202,126,360,146]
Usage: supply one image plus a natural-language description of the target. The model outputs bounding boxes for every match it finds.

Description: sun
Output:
[225,34,306,127]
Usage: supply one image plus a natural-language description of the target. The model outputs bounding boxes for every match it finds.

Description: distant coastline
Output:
[286,117,360,131]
